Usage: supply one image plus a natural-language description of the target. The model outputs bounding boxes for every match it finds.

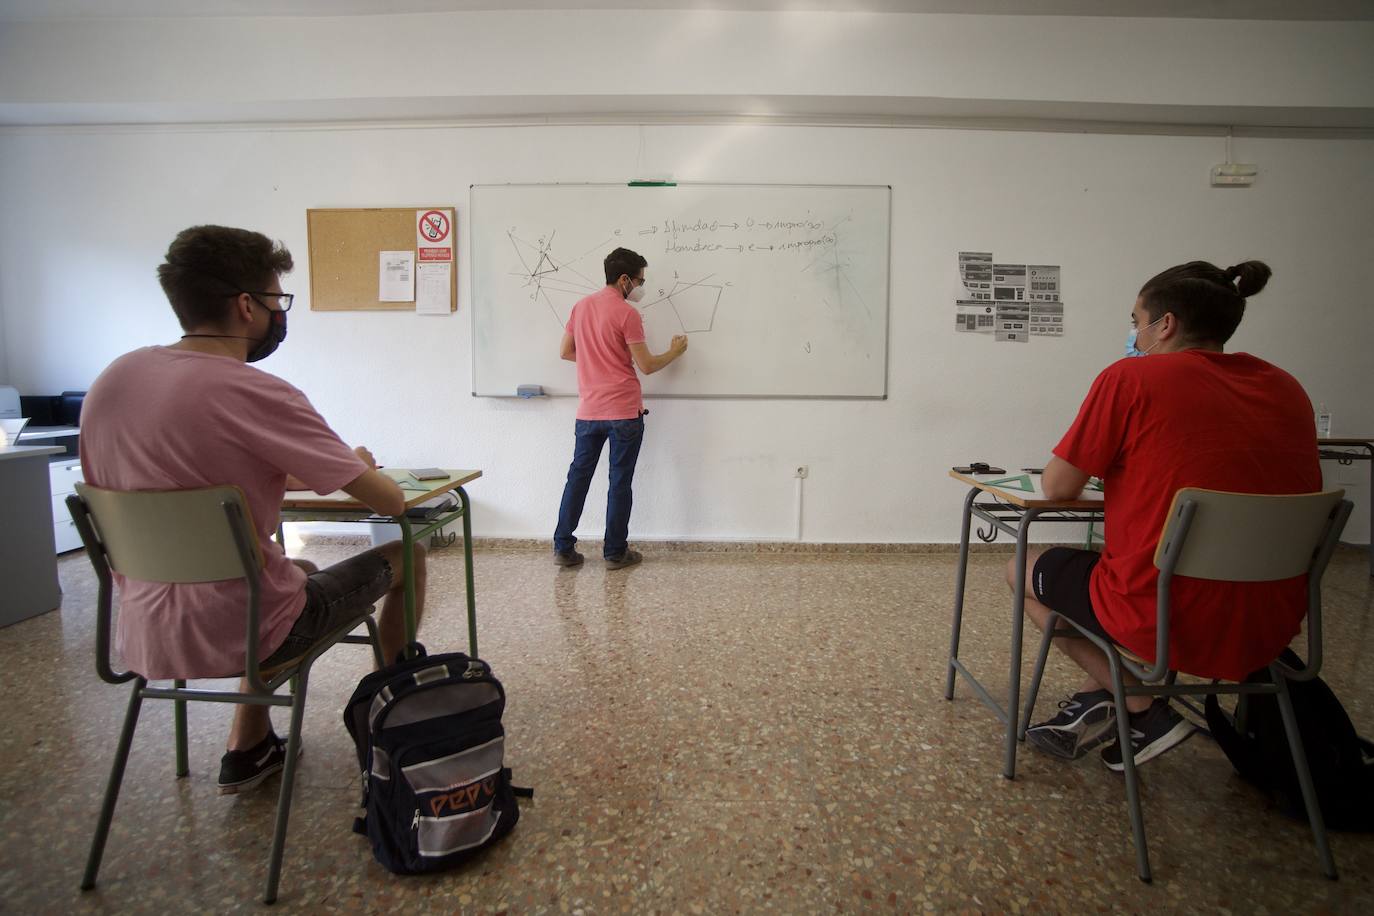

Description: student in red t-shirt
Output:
[1014,259,1320,769]
[553,247,688,569]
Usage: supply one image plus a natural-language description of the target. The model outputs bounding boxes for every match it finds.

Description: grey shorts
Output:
[262,548,393,668]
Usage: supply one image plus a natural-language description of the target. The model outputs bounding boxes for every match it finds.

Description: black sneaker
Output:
[217,731,298,795]
[554,548,584,567]
[604,549,643,570]
[1101,700,1196,771]
[1025,689,1117,760]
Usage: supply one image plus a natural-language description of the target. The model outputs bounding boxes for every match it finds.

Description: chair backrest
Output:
[1154,488,1348,582]
[72,483,263,583]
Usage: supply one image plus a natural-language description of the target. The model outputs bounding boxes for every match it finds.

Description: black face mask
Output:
[181,298,287,362]
[247,307,287,362]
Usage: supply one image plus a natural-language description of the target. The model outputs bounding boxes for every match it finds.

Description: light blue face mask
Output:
[1125,315,1165,357]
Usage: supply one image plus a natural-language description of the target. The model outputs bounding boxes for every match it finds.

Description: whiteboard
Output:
[470,183,890,398]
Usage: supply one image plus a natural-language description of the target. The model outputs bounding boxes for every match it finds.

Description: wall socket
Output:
[794,465,809,479]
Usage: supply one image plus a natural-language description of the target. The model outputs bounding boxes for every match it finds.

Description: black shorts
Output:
[1030,547,1113,643]
[262,548,394,668]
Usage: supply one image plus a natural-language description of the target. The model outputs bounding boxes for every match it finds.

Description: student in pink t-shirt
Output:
[80,225,428,795]
[552,247,688,569]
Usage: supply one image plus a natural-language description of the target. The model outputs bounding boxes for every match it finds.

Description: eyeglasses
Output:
[246,291,294,312]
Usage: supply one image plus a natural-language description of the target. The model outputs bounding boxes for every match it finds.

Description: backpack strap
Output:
[1205,694,1272,789]
[502,767,534,798]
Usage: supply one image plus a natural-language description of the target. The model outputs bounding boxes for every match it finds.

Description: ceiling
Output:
[1,1,1372,23]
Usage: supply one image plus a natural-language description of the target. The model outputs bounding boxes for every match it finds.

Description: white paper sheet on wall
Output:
[416,261,452,315]
[378,250,415,302]
[995,303,1030,342]
[1027,264,1060,302]
[955,300,996,333]
[958,251,993,301]
[956,252,1065,341]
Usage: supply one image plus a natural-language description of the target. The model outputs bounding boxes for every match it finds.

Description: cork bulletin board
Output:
[306,207,457,311]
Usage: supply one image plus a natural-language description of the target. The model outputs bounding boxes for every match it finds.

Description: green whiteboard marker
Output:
[628,180,676,187]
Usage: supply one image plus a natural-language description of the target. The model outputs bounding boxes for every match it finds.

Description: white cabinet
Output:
[48,457,83,553]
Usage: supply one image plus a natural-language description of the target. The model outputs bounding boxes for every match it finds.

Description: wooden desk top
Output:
[949,469,1105,511]
[0,445,64,463]
[1318,438,1374,448]
[282,468,482,512]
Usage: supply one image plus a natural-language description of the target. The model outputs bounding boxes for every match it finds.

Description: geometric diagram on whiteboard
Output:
[801,217,872,319]
[506,229,608,329]
[640,274,725,334]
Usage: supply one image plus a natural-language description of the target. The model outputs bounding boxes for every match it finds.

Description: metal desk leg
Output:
[457,486,478,658]
[399,514,417,653]
[945,488,978,700]
[1366,444,1373,578]
[1004,509,1039,780]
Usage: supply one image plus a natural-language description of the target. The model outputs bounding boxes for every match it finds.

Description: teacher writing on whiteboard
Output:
[552,247,688,569]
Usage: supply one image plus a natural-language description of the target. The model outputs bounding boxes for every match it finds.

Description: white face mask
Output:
[625,280,645,303]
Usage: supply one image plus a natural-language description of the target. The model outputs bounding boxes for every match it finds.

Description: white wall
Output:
[1,8,1371,543]
[2,123,1371,543]
[3,11,1372,125]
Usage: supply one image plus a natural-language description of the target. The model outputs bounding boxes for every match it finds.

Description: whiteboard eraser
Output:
[517,385,544,398]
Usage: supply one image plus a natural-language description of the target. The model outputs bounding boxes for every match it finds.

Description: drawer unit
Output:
[48,458,83,554]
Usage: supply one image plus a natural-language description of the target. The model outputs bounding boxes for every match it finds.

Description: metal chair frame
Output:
[1020,488,1352,883]
[68,485,384,904]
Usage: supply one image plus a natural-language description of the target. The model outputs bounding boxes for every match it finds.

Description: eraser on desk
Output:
[517,385,544,398]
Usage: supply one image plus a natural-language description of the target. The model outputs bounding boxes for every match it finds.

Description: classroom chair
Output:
[1019,487,1352,883]
[67,483,384,905]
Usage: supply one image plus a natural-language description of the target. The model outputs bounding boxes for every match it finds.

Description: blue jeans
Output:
[553,416,645,559]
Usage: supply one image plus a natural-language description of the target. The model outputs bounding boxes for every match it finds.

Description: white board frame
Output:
[469,182,892,400]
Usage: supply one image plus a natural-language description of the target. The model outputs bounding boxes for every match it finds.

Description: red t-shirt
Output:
[1054,350,1320,680]
[567,286,647,420]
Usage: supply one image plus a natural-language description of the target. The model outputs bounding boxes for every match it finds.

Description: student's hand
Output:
[354,446,379,469]
[671,334,689,355]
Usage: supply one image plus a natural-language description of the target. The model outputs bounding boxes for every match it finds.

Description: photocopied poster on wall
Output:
[416,262,452,315]
[378,250,415,302]
[956,252,1065,342]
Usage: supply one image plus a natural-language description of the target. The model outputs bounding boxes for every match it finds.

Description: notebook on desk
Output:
[0,417,30,447]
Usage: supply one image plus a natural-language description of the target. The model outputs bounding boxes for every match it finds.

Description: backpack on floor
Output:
[1205,649,1374,832]
[343,643,533,874]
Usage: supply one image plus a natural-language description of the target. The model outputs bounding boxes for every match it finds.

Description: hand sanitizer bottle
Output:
[1315,403,1332,439]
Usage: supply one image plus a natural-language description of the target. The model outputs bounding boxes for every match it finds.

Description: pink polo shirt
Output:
[80,346,367,679]
[567,286,647,420]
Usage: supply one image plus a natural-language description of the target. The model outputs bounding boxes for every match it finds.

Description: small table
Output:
[944,470,1105,780]
[280,469,483,656]
[1318,437,1373,577]
[0,445,64,627]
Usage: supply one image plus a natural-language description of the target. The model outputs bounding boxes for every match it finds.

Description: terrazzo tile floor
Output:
[2,542,1373,914]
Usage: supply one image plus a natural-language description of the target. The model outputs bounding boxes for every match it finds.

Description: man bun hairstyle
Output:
[157,225,294,331]
[604,247,648,285]
[1138,259,1271,346]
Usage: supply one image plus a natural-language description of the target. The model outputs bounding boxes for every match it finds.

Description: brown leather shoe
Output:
[604,549,643,570]
[553,548,584,567]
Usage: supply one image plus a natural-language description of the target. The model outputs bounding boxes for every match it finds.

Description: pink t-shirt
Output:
[80,346,367,679]
[567,286,647,420]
